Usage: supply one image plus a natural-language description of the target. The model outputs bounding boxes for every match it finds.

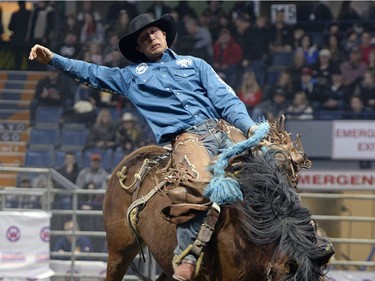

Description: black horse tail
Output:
[230,149,334,281]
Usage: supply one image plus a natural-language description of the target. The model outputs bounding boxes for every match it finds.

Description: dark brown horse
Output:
[103,121,334,281]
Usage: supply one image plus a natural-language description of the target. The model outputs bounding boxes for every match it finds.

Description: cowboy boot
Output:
[173,260,196,281]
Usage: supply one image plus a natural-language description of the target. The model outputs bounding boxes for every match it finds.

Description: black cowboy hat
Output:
[119,13,176,63]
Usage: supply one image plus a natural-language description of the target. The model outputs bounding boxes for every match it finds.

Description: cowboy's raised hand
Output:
[28,44,54,64]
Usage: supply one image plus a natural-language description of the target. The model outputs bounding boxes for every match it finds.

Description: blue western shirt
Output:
[50,49,255,143]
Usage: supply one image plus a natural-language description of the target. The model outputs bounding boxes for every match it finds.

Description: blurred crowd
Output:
[3,0,375,257]
[2,0,375,125]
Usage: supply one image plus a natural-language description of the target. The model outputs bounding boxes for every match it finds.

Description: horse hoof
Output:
[172,262,196,281]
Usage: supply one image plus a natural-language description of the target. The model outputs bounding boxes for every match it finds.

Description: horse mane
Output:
[229,149,333,281]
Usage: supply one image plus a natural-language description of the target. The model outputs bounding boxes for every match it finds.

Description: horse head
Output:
[226,148,335,281]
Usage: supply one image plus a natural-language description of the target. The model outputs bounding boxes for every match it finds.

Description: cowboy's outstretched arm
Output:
[28,44,54,64]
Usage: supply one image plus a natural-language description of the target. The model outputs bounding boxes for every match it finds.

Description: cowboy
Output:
[29,13,257,281]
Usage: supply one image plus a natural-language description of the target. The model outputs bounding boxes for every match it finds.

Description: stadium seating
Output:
[60,123,89,150]
[24,147,54,167]
[35,106,64,127]
[29,127,60,147]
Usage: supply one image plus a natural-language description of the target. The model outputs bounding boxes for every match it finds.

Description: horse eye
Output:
[284,259,298,274]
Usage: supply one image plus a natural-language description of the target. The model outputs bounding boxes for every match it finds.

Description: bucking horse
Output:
[103,116,335,281]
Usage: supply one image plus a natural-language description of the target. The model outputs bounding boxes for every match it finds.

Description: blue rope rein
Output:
[204,122,270,205]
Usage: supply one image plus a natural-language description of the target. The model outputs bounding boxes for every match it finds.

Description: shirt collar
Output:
[160,48,178,62]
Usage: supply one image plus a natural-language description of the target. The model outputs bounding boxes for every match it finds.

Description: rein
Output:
[116,150,171,261]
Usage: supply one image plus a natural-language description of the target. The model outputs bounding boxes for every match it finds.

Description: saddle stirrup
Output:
[173,202,221,278]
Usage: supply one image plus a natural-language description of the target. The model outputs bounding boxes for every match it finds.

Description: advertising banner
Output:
[50,260,106,281]
[0,211,54,280]
[332,121,375,160]
[298,170,375,191]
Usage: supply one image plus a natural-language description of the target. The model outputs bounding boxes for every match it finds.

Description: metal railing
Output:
[300,192,375,270]
[0,166,159,280]
[1,166,375,278]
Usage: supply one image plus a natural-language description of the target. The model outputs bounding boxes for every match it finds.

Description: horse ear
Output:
[315,238,335,266]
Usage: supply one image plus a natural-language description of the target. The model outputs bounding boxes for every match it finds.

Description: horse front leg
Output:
[105,219,141,281]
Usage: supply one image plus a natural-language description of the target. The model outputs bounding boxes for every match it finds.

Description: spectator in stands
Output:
[235,14,269,87]
[26,1,57,70]
[62,100,97,126]
[343,31,360,55]
[210,12,234,43]
[367,49,375,76]
[8,1,31,70]
[78,179,106,249]
[116,112,146,152]
[345,94,374,119]
[52,219,93,260]
[322,67,350,111]
[5,177,41,209]
[54,152,81,209]
[147,1,172,19]
[76,153,109,189]
[29,65,76,124]
[87,108,116,150]
[168,9,189,47]
[103,49,128,68]
[324,21,345,42]
[177,17,213,63]
[264,70,293,101]
[57,32,80,59]
[229,0,256,23]
[105,1,139,26]
[212,28,243,88]
[356,70,375,110]
[337,1,361,33]
[285,91,314,120]
[75,82,98,104]
[26,1,56,45]
[293,66,326,110]
[296,1,333,33]
[251,87,289,122]
[236,71,263,111]
[312,49,337,88]
[359,31,375,65]
[79,181,104,210]
[201,0,226,38]
[362,1,375,32]
[77,1,101,26]
[292,28,305,50]
[268,8,294,52]
[325,34,346,65]
[79,11,104,45]
[63,14,81,39]
[296,34,319,66]
[105,10,131,41]
[340,46,367,91]
[174,1,197,21]
[103,34,128,68]
[288,49,306,90]
[85,42,103,65]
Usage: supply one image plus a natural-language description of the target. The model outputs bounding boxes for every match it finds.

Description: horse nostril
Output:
[318,243,335,266]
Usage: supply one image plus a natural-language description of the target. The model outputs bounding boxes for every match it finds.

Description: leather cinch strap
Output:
[191,202,221,257]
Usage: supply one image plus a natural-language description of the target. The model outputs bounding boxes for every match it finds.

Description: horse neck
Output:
[206,207,272,281]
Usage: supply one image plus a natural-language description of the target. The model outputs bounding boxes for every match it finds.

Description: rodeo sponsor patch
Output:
[136,63,148,74]
[176,58,193,68]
